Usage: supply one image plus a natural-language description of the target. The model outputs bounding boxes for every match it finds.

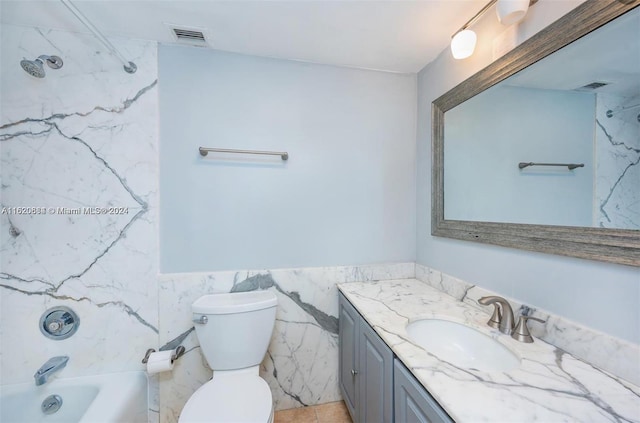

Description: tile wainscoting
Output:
[157,262,639,422]
[157,263,414,423]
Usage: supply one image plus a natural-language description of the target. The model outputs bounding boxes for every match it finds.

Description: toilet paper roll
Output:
[146,350,174,375]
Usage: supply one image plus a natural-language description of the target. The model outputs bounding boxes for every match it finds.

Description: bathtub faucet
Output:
[34,356,69,386]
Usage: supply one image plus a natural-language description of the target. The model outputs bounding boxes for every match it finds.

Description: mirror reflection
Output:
[444,7,640,230]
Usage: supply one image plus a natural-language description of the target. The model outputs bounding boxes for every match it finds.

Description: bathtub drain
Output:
[41,394,63,415]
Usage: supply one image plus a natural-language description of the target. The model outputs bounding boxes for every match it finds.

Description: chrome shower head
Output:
[20,55,63,78]
[21,58,45,78]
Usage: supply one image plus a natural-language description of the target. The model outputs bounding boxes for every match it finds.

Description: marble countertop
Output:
[338,279,640,422]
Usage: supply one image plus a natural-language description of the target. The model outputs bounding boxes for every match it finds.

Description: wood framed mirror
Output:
[432,0,640,266]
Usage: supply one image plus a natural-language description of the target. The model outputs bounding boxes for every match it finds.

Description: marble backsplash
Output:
[415,264,640,387]
[0,24,160,421]
[157,263,414,423]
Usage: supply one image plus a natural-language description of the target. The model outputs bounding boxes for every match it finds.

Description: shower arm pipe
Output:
[59,0,137,74]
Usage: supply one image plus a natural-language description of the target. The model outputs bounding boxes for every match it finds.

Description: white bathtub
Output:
[0,371,147,423]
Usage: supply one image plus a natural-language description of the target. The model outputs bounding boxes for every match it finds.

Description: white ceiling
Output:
[0,0,489,74]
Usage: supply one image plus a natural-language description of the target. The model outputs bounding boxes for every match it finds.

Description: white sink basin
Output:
[405,319,520,373]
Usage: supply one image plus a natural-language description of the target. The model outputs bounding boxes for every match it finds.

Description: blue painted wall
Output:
[415,0,640,343]
[159,46,416,272]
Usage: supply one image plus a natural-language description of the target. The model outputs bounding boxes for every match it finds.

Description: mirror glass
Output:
[443,6,639,230]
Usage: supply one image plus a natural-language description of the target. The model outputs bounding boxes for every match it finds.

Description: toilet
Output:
[178,290,278,423]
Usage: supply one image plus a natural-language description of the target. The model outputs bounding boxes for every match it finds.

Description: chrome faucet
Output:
[34,356,69,386]
[512,315,546,343]
[478,296,515,335]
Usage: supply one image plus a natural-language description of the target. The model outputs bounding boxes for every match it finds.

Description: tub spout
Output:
[34,356,69,386]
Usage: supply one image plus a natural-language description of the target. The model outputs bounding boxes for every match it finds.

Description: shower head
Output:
[20,59,45,78]
[20,55,63,78]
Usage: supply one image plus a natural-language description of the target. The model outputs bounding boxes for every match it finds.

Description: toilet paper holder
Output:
[142,345,186,364]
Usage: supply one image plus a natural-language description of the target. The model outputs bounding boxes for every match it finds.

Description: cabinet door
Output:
[394,359,453,423]
[359,320,394,423]
[339,294,359,421]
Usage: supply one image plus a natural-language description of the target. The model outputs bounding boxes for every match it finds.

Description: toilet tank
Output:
[192,291,278,370]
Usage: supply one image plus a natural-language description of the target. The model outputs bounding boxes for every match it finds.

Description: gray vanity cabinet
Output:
[339,293,359,419]
[394,359,453,423]
[339,293,394,423]
[339,292,454,423]
[359,318,394,422]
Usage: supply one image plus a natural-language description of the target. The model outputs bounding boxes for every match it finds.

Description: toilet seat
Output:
[179,374,273,423]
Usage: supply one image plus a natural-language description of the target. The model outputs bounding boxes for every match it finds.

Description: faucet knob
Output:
[47,320,63,333]
[512,316,546,343]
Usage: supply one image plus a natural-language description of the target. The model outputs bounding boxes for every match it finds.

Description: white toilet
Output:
[178,290,278,423]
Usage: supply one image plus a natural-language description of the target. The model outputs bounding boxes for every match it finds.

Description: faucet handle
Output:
[511,316,546,343]
[485,303,502,329]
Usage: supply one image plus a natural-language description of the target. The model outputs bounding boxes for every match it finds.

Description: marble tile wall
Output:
[0,24,160,421]
[595,93,640,229]
[157,263,414,423]
[416,264,640,386]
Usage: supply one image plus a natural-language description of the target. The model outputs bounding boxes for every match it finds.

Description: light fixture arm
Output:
[454,0,498,37]
[452,0,538,37]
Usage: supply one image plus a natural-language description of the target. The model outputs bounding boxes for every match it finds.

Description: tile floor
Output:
[274,401,352,423]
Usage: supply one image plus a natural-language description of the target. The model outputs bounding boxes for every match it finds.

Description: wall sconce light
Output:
[451,0,537,60]
[451,30,477,60]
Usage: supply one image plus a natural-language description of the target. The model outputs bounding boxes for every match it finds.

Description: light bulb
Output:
[451,29,477,60]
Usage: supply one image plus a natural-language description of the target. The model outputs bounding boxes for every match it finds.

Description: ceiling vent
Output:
[577,81,610,90]
[165,24,211,47]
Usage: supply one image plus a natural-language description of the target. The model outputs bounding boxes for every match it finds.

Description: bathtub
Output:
[0,371,147,423]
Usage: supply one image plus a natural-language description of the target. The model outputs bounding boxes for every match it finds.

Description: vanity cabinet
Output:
[339,292,359,418]
[394,359,453,423]
[339,292,453,423]
[339,293,394,423]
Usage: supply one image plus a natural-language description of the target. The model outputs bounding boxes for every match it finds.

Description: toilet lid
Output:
[179,375,272,423]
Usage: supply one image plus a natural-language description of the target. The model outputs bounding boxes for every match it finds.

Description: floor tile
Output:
[274,405,318,423]
[314,401,352,423]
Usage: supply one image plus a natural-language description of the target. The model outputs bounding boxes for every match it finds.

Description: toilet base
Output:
[178,371,273,423]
